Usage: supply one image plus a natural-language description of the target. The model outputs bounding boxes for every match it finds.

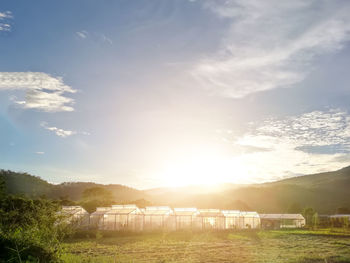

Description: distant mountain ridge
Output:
[0,170,147,202]
[1,166,350,213]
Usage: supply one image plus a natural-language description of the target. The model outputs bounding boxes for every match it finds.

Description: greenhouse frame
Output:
[329,214,350,227]
[143,206,175,231]
[59,205,312,231]
[197,209,225,230]
[259,214,305,229]
[89,207,111,230]
[61,206,90,227]
[173,208,199,230]
[222,210,241,229]
[104,205,143,231]
[240,212,261,229]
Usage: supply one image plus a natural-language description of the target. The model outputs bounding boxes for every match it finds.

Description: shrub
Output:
[0,195,71,262]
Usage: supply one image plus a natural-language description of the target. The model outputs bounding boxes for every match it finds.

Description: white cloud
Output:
[226,109,350,182]
[76,30,88,39]
[40,121,90,138]
[192,0,350,98]
[0,11,13,32]
[76,31,112,45]
[0,72,76,112]
[101,34,113,44]
[35,151,45,155]
[254,109,350,148]
[41,122,77,138]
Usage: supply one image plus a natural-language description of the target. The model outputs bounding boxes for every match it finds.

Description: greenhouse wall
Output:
[89,207,111,230]
[103,205,144,231]
[61,206,90,228]
[143,206,175,231]
[259,214,305,229]
[173,208,199,230]
[197,209,225,230]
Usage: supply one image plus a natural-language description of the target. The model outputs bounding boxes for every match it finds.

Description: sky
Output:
[1,0,350,189]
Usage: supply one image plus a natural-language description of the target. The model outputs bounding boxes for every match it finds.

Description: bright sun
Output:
[159,150,249,187]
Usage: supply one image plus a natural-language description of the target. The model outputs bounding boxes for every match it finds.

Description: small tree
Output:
[80,187,115,213]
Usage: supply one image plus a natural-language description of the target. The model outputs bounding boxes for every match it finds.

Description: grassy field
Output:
[62,229,350,263]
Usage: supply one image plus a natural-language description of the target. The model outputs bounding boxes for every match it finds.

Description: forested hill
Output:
[220,166,350,214]
[0,170,147,202]
[1,166,350,214]
[144,166,350,214]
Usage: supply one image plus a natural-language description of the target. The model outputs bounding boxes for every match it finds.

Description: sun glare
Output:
[159,151,249,187]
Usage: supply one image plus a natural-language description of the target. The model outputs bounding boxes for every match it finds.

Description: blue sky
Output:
[1,0,350,188]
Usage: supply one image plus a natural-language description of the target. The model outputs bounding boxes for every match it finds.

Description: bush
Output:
[0,195,71,262]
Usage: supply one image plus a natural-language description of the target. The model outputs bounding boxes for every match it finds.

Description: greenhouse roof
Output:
[240,211,260,217]
[259,214,304,220]
[143,206,173,215]
[91,207,111,216]
[222,210,241,217]
[330,214,350,218]
[174,208,198,216]
[106,204,140,215]
[61,206,88,216]
[198,209,223,217]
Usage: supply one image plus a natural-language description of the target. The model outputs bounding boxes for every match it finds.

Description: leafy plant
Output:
[0,195,72,262]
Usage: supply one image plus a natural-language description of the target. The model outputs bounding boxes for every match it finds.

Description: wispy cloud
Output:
[41,122,77,138]
[0,72,76,112]
[0,11,13,32]
[191,0,350,98]
[76,30,88,39]
[101,34,113,45]
[76,30,113,44]
[35,151,45,155]
[40,121,90,138]
[226,109,350,182]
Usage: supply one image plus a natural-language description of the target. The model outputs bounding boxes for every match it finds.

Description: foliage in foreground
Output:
[0,195,71,262]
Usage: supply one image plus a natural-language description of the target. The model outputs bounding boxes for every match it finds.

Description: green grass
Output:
[62,229,350,263]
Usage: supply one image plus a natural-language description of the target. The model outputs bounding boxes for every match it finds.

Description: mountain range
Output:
[1,166,350,214]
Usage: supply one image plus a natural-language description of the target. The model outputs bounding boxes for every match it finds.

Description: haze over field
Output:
[1,0,350,188]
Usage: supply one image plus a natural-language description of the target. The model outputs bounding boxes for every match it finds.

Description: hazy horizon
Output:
[2,0,350,189]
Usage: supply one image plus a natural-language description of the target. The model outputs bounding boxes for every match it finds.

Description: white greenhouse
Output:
[143,206,175,231]
[222,210,241,229]
[173,208,199,230]
[61,206,90,228]
[197,209,225,230]
[259,214,305,229]
[239,212,261,229]
[104,205,143,231]
[89,207,111,230]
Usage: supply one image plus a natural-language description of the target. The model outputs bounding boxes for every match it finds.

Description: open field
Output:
[62,229,350,263]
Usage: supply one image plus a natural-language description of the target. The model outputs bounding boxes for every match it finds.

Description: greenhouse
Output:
[222,210,241,229]
[61,206,90,227]
[89,207,111,230]
[240,212,261,229]
[173,208,199,230]
[104,205,143,231]
[329,214,350,227]
[259,214,305,229]
[143,206,175,231]
[197,209,225,230]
